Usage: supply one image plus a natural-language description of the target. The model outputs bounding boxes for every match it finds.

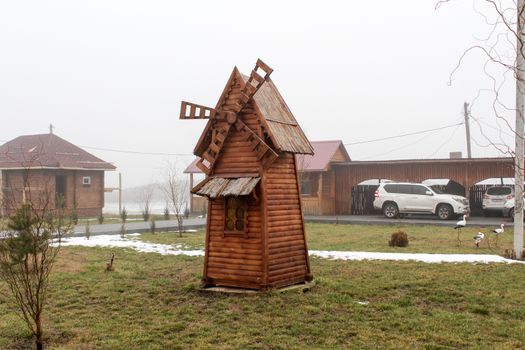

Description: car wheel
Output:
[383,203,399,219]
[437,204,453,220]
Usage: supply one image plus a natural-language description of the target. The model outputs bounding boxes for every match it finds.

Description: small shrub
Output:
[163,206,170,220]
[389,230,409,247]
[85,221,91,240]
[98,213,104,224]
[120,223,126,238]
[120,207,128,223]
[150,218,156,234]
[70,207,78,225]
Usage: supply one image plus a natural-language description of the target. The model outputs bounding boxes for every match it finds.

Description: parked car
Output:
[502,197,525,219]
[482,186,514,216]
[373,182,469,220]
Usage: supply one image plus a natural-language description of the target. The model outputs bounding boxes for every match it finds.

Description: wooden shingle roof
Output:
[240,74,313,155]
[0,133,116,170]
[192,177,260,198]
[193,68,313,158]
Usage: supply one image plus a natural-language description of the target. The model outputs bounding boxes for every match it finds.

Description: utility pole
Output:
[463,102,472,158]
[514,0,524,260]
[118,172,122,216]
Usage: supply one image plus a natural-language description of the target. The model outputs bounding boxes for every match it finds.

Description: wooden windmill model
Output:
[181,59,314,290]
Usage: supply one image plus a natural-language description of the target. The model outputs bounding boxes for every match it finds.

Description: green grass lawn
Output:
[1,224,524,349]
[139,222,515,256]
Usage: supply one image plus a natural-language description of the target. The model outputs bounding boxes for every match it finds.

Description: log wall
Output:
[205,196,263,288]
[264,153,310,288]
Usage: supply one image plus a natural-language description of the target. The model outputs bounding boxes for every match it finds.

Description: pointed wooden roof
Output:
[0,133,116,170]
[193,67,313,157]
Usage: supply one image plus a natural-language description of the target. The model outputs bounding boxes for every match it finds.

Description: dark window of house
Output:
[55,175,67,208]
[82,176,91,186]
[300,176,312,196]
[224,196,247,234]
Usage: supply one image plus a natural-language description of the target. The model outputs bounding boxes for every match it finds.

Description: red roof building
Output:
[0,133,115,217]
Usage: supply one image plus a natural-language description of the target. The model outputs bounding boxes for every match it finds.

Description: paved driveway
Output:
[71,214,512,236]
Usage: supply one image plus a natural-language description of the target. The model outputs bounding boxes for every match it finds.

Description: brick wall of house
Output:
[1,169,105,218]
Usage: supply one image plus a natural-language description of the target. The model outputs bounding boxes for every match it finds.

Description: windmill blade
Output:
[237,59,273,112]
[235,119,278,169]
[197,123,233,175]
[180,101,222,120]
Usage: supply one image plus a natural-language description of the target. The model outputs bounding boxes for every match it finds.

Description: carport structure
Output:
[333,157,514,215]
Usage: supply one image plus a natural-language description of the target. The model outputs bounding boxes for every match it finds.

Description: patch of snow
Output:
[56,233,525,265]
[356,301,369,305]
[309,251,525,264]
[57,233,203,256]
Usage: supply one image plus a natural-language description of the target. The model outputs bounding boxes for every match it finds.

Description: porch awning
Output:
[192,177,260,199]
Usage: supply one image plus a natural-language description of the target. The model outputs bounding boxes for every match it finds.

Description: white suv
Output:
[482,186,514,216]
[373,182,469,220]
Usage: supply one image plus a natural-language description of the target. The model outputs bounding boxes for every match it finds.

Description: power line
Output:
[426,124,462,158]
[79,145,193,157]
[344,122,464,146]
[360,124,449,160]
[1,121,465,157]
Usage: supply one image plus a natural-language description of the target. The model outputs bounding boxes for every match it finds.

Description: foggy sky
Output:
[0,1,516,188]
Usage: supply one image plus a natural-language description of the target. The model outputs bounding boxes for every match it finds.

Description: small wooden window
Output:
[300,174,312,196]
[224,196,248,237]
[82,176,91,186]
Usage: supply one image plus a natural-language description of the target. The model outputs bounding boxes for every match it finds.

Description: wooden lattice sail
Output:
[181,59,314,290]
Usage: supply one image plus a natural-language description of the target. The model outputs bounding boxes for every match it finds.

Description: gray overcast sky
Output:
[0,1,516,187]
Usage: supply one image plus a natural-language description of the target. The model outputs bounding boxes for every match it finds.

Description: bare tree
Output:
[159,162,188,237]
[137,184,155,221]
[436,0,525,258]
[0,178,72,350]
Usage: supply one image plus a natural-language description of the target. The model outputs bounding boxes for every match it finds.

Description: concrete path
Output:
[73,217,206,236]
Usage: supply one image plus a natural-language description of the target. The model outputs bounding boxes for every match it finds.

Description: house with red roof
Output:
[184,140,350,215]
[295,140,351,214]
[0,132,116,217]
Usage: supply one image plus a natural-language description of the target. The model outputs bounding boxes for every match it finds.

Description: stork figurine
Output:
[491,223,505,247]
[473,232,485,248]
[454,214,467,245]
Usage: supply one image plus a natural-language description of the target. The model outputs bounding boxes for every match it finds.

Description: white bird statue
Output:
[492,223,505,235]
[474,232,485,248]
[453,215,467,246]
[491,223,505,247]
[454,215,467,232]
